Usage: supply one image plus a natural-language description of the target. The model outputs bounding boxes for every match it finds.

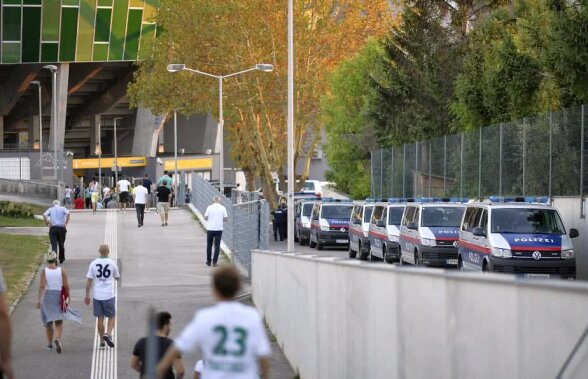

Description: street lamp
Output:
[96,119,102,192]
[30,80,42,171]
[113,117,122,185]
[287,0,295,252]
[173,108,179,202]
[43,65,58,182]
[166,62,274,194]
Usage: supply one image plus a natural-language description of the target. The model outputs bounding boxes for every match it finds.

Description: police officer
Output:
[272,205,285,241]
[279,201,288,240]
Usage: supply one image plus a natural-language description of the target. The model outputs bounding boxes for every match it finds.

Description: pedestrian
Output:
[158,171,172,189]
[63,185,73,209]
[279,201,288,240]
[156,183,172,226]
[131,311,185,379]
[133,182,148,227]
[142,174,153,211]
[103,185,111,208]
[84,244,120,349]
[204,196,228,267]
[43,200,70,264]
[168,173,176,206]
[117,176,132,213]
[193,360,204,379]
[0,269,14,378]
[184,188,192,204]
[271,206,284,241]
[74,184,81,200]
[156,265,270,379]
[36,251,81,353]
[90,179,100,214]
[85,185,91,209]
[74,196,85,210]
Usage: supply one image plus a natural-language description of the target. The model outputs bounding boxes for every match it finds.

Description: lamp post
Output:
[113,117,122,185]
[31,80,42,172]
[173,108,179,203]
[43,65,58,181]
[95,119,102,191]
[287,0,295,252]
[167,63,274,194]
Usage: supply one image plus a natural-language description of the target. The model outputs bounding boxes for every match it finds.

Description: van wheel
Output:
[348,244,357,259]
[398,253,404,266]
[414,250,420,266]
[310,239,317,248]
[317,242,324,250]
[482,260,489,272]
[358,242,368,261]
[382,245,389,263]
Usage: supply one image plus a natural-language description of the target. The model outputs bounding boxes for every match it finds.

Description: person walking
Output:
[85,185,92,209]
[271,206,284,241]
[0,269,14,378]
[74,196,85,210]
[279,201,288,240]
[158,171,172,189]
[84,244,120,349]
[131,311,185,379]
[204,196,228,267]
[117,176,132,213]
[90,179,100,214]
[43,200,70,264]
[156,183,172,226]
[103,185,112,208]
[36,251,81,353]
[63,185,73,209]
[133,182,148,227]
[156,265,271,379]
[142,174,153,211]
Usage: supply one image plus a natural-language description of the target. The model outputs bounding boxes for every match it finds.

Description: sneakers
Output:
[46,344,54,351]
[99,341,106,350]
[103,334,115,348]
[55,339,62,354]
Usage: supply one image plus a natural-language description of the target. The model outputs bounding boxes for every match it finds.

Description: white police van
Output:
[399,198,467,266]
[294,198,319,246]
[457,196,578,279]
[309,200,353,250]
[348,200,375,260]
[368,199,406,263]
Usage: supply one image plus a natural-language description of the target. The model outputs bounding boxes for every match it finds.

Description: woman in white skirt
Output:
[36,251,70,353]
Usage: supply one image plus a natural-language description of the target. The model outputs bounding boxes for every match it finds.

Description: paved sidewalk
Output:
[11,208,295,378]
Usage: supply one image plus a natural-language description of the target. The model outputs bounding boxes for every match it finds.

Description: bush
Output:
[0,201,45,219]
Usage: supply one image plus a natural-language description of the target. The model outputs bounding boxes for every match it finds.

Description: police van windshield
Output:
[302,203,314,216]
[491,208,565,234]
[388,208,404,225]
[422,206,465,227]
[321,205,352,219]
[363,206,373,222]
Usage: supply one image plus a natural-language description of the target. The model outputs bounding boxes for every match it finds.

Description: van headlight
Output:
[420,238,436,247]
[388,235,399,242]
[491,247,512,258]
[302,222,311,229]
[319,220,330,231]
[561,249,575,259]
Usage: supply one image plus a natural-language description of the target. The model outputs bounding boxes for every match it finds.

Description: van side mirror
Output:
[376,220,385,227]
[570,228,579,239]
[472,227,486,237]
[407,222,417,230]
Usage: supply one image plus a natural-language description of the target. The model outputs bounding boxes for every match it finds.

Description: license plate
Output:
[446,259,458,265]
[336,239,348,244]
[525,273,550,279]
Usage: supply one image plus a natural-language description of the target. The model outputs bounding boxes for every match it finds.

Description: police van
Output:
[348,200,375,260]
[294,198,319,246]
[368,199,407,263]
[457,196,578,279]
[309,200,353,250]
[399,198,467,266]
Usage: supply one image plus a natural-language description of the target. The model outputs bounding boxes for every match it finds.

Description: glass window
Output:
[302,182,315,191]
[491,208,565,234]
[422,206,465,227]
[479,210,488,230]
[371,206,384,225]
[302,203,314,217]
[321,205,353,219]
[462,207,483,232]
[388,207,404,226]
[363,206,374,223]
[402,207,416,226]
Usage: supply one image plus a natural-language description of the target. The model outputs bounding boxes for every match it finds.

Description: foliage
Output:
[128,0,391,207]
[0,201,45,219]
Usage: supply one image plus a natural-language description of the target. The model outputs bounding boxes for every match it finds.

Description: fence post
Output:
[522,118,527,196]
[460,133,464,198]
[478,127,482,199]
[428,141,432,197]
[581,105,585,219]
[443,135,447,196]
[402,144,406,198]
[370,151,374,198]
[391,147,394,198]
[549,112,553,200]
[499,123,503,197]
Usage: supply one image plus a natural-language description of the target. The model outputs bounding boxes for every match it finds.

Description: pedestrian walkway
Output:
[11,208,294,378]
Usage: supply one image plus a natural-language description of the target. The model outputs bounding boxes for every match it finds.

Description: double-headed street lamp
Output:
[166,63,274,194]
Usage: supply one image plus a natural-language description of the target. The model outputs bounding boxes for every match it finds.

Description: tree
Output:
[128,0,391,208]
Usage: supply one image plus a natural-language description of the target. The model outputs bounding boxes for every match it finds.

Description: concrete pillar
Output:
[90,114,100,154]
[48,64,69,153]
[30,115,40,146]
[0,116,4,149]
[132,107,165,157]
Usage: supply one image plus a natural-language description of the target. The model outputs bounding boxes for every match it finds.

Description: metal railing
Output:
[191,175,269,295]
[371,104,587,203]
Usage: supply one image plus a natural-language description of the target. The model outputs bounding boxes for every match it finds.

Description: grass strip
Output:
[0,215,45,227]
[0,233,48,306]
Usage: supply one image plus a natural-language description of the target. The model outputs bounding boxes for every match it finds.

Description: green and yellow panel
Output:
[0,0,158,64]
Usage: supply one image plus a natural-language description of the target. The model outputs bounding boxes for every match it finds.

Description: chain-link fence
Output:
[191,174,269,296]
[371,105,587,200]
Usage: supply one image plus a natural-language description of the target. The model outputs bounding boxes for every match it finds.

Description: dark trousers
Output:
[85,197,91,209]
[206,230,223,264]
[49,226,67,263]
[273,222,283,241]
[135,204,145,225]
[280,222,287,239]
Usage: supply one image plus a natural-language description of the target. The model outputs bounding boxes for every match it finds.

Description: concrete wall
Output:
[553,197,588,280]
[253,251,588,379]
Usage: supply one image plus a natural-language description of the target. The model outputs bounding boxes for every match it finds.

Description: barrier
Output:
[253,251,588,379]
[553,197,588,280]
[0,178,59,203]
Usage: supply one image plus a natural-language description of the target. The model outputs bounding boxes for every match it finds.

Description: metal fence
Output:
[371,104,587,200]
[191,174,269,295]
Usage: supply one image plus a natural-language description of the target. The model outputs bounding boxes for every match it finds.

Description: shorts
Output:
[93,297,116,318]
[91,192,99,203]
[157,202,170,213]
[64,197,72,205]
[119,191,129,203]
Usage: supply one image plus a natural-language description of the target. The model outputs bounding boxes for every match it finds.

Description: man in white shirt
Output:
[157,265,270,379]
[204,196,228,267]
[133,182,149,227]
[117,177,132,213]
[84,244,120,349]
[63,185,73,209]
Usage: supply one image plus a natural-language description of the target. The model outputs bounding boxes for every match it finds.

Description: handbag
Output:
[60,286,70,313]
